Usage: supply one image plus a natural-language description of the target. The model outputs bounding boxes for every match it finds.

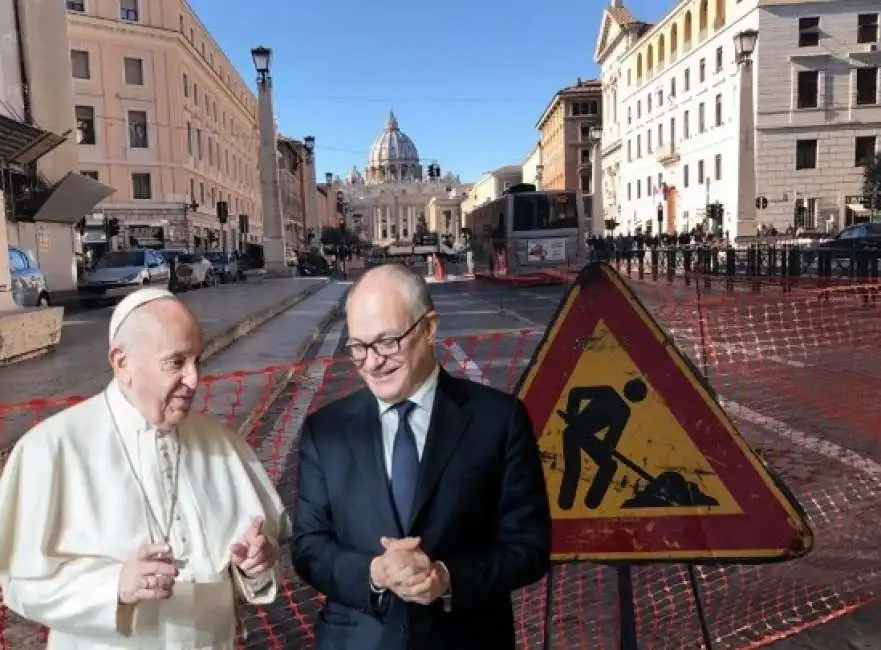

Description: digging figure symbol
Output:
[556,378,718,511]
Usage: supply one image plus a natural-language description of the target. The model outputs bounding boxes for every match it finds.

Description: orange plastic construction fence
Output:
[1,286,880,649]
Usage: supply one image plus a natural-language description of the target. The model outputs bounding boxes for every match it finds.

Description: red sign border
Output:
[515,262,813,564]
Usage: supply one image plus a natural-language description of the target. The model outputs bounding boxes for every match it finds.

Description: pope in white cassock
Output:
[0,287,290,649]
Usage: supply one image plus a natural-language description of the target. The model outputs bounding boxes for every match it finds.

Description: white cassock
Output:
[0,380,291,649]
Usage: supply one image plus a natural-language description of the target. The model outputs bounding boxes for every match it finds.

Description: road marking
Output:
[721,399,881,477]
[449,303,880,479]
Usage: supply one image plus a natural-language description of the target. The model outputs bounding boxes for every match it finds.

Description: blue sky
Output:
[189,0,667,183]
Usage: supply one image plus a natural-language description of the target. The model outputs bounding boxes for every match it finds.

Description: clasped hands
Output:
[117,516,275,605]
[369,536,449,605]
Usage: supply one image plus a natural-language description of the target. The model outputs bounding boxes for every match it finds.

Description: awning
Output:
[31,171,116,224]
[0,114,68,166]
[847,202,870,214]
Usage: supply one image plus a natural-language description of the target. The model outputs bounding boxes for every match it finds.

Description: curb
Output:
[201,279,329,361]
[235,286,349,437]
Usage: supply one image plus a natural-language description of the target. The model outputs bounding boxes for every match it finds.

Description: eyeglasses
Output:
[344,313,429,365]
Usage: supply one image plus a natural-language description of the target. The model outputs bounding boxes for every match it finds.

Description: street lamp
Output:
[251,46,271,79]
[733,29,759,65]
[303,135,315,158]
[325,172,333,186]
[253,44,286,273]
[734,29,759,238]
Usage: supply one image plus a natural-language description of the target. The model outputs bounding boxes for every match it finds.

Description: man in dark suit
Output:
[292,263,551,650]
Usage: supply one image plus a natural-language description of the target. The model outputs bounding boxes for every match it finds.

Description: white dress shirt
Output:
[376,364,440,477]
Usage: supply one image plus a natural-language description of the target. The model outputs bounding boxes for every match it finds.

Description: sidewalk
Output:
[198,281,350,434]
[0,277,328,406]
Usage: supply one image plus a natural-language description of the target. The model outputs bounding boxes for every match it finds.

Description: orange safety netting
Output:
[1,280,880,649]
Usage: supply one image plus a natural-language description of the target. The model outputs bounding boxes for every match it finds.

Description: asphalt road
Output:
[234,277,881,650]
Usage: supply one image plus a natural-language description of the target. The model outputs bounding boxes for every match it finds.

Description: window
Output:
[131,173,152,199]
[797,70,819,108]
[715,46,723,73]
[179,14,184,32]
[123,57,144,85]
[186,122,193,155]
[70,50,90,79]
[182,73,189,98]
[511,192,578,231]
[698,102,706,132]
[798,17,820,47]
[684,68,690,91]
[855,136,877,166]
[75,106,95,144]
[196,128,202,159]
[193,84,199,105]
[699,58,706,82]
[856,67,878,105]
[127,110,148,148]
[66,0,85,11]
[579,149,591,165]
[670,77,677,97]
[697,159,705,184]
[683,110,690,138]
[714,154,722,180]
[683,164,690,188]
[857,14,879,44]
[715,93,722,125]
[120,0,139,21]
[795,139,818,169]
[80,170,99,180]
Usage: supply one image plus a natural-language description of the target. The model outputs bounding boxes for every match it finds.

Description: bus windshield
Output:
[511,192,578,231]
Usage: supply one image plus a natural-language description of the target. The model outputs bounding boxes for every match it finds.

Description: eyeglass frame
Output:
[344,312,432,365]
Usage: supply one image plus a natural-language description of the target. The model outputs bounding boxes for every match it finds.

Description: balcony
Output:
[656,143,680,167]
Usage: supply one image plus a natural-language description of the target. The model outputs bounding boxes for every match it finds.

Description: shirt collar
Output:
[377,364,440,415]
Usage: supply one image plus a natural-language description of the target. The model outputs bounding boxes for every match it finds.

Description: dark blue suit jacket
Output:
[291,369,552,650]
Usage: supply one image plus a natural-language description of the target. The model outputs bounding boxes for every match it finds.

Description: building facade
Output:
[595,1,651,228]
[605,0,881,238]
[277,136,317,251]
[330,111,469,244]
[460,165,522,218]
[3,0,110,297]
[535,79,603,192]
[66,0,262,252]
[520,143,543,188]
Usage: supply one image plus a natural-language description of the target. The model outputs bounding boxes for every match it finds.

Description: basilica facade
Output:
[329,111,469,245]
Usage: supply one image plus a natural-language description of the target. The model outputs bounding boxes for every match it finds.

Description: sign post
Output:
[516,262,813,649]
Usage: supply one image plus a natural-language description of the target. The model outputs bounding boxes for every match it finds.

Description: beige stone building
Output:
[66,0,262,252]
[277,136,317,251]
[330,111,469,244]
[535,79,603,192]
[2,0,111,303]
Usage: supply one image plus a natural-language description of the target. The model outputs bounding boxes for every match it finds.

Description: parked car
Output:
[156,250,215,290]
[77,249,171,305]
[8,245,51,307]
[204,251,240,282]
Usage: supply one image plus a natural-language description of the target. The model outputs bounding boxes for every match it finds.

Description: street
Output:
[202,278,881,650]
[1,275,879,649]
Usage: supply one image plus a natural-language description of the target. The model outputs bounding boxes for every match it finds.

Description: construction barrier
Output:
[1,286,881,648]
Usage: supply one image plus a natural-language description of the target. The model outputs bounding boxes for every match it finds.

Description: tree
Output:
[319,226,359,247]
[863,153,881,209]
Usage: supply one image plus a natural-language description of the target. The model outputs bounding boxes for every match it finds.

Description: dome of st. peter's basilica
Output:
[365,110,422,184]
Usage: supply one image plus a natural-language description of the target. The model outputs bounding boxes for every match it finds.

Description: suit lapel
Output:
[345,392,402,536]
[410,370,472,530]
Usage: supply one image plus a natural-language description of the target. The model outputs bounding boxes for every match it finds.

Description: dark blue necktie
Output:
[390,401,419,529]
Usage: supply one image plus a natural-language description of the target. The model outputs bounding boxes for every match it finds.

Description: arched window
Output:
[636,54,644,83]
[714,0,725,29]
[699,0,709,38]
[670,24,679,59]
[658,34,666,67]
[683,11,693,48]
[646,44,654,77]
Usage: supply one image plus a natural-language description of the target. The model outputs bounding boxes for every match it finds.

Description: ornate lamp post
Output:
[734,29,759,237]
[252,45,287,273]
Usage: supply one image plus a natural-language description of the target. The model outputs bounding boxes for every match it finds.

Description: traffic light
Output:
[755,196,769,210]
[106,217,120,238]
